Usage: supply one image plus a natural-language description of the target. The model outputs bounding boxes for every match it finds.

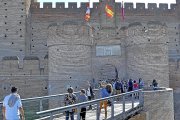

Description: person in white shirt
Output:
[2,87,25,120]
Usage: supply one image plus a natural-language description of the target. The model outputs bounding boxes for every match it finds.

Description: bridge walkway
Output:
[53,101,140,120]
[36,90,143,120]
[0,89,143,120]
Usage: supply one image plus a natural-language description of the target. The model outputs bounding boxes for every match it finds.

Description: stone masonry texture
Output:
[143,88,174,120]
[0,0,179,119]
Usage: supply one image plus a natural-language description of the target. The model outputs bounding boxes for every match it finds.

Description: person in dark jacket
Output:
[152,79,158,90]
[128,79,133,92]
[86,82,94,110]
[115,80,122,95]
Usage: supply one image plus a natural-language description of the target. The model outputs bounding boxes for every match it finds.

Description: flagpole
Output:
[121,1,125,22]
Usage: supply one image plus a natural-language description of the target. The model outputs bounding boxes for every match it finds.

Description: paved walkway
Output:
[54,101,139,120]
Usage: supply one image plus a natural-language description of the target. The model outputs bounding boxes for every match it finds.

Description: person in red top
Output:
[133,80,139,99]
[133,80,139,90]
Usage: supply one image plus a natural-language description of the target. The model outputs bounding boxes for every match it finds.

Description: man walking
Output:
[2,87,25,120]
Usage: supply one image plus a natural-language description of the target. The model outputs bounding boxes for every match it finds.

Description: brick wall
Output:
[0,0,26,60]
[0,58,48,100]
[143,88,174,120]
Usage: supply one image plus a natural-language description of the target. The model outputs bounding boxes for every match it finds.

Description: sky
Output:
[37,0,176,8]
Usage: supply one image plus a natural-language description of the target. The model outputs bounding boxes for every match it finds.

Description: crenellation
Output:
[92,2,100,9]
[159,3,169,11]
[115,3,121,10]
[124,3,134,10]
[170,4,177,10]
[2,56,18,61]
[80,3,88,11]
[0,56,49,75]
[29,1,178,16]
[29,0,178,12]
[136,3,145,10]
[135,3,146,15]
[43,2,52,9]
[23,56,39,60]
[31,2,40,9]
[0,56,47,75]
[56,2,65,9]
[148,3,157,10]
[68,2,77,9]
[31,0,37,3]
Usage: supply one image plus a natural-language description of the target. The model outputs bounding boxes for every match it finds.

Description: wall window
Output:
[96,45,121,56]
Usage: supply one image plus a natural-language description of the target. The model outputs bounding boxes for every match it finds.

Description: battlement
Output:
[30,0,178,16]
[31,0,177,10]
[0,56,48,74]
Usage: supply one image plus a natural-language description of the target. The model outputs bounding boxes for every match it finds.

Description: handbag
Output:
[107,100,111,106]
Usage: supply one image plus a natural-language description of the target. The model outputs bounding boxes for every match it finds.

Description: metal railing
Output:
[0,89,99,119]
[36,90,144,120]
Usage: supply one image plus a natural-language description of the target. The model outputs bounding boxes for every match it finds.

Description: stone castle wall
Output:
[27,0,179,88]
[126,22,169,87]
[0,0,179,96]
[0,0,26,61]
[143,88,174,120]
[48,24,92,94]
[29,1,179,119]
[28,0,179,88]
[0,57,48,100]
[28,0,178,56]
[0,0,179,119]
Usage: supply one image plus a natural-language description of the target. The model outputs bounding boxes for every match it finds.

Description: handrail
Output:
[0,87,164,104]
[0,89,99,113]
[36,89,144,120]
[0,89,99,120]
[36,91,132,114]
[0,89,99,103]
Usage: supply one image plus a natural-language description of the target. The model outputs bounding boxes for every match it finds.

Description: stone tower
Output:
[47,22,92,94]
[126,21,169,87]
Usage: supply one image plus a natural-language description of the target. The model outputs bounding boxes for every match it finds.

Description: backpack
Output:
[115,81,121,90]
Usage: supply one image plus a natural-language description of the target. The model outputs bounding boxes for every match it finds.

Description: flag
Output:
[121,1,125,21]
[105,4,114,18]
[85,3,90,22]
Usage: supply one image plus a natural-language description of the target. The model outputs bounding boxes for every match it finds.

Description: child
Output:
[79,89,88,120]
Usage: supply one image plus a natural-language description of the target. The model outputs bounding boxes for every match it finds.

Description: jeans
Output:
[66,111,74,120]
[88,96,92,109]
[80,108,86,120]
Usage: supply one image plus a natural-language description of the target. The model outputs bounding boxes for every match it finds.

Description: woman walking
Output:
[99,82,113,119]
[64,87,77,120]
